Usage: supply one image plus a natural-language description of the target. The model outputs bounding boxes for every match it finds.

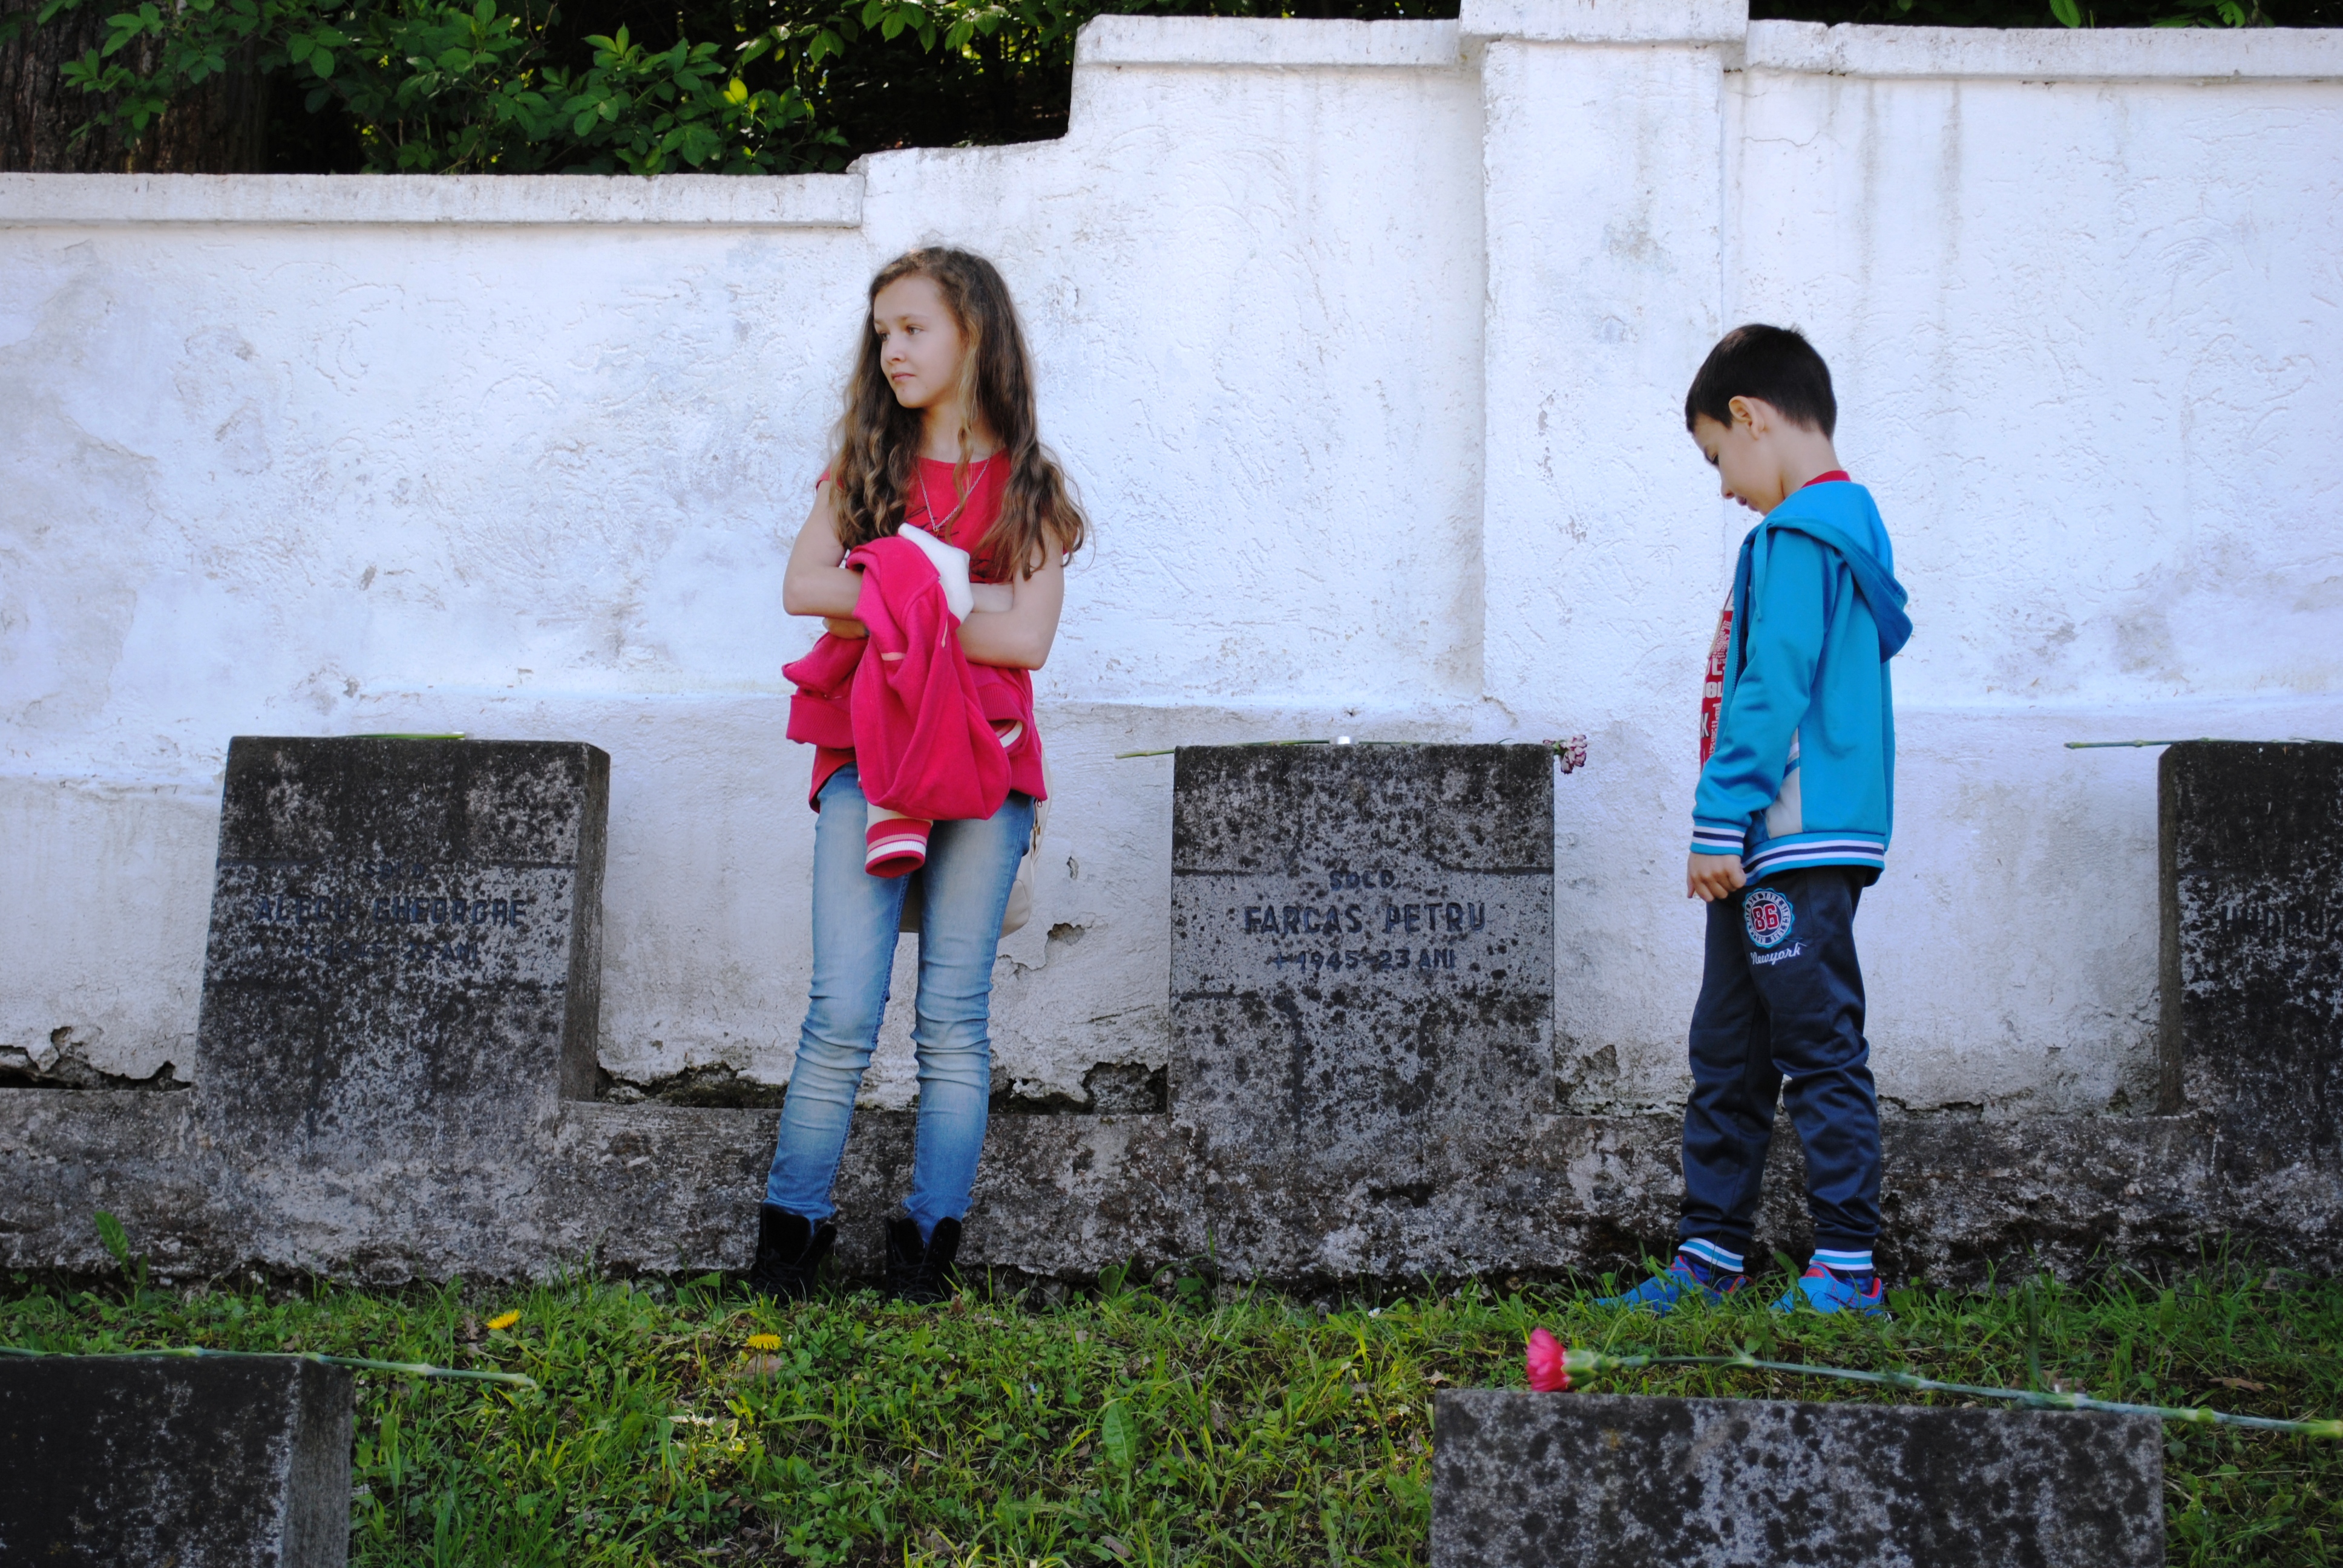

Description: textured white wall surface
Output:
[3,4,2339,1121]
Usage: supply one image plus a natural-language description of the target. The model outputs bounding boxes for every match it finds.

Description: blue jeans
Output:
[1679,866,1881,1260]
[763,766,1033,1240]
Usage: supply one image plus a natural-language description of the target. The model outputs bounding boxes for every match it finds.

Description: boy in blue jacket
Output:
[1601,325,1912,1318]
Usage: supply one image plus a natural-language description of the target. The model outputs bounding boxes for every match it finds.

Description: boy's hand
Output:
[824,617,868,639]
[1687,852,1747,902]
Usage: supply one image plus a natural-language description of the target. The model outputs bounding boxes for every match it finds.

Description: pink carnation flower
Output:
[1525,1327,1572,1392]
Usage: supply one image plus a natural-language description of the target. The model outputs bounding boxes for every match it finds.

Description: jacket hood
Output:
[1759,482,1912,658]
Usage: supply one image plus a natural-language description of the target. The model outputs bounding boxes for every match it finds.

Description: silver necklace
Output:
[916,451,995,541]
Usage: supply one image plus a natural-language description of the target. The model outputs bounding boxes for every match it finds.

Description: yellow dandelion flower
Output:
[486,1311,521,1331]
[745,1333,782,1351]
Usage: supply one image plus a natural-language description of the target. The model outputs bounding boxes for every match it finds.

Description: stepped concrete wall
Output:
[2,3,2340,1279]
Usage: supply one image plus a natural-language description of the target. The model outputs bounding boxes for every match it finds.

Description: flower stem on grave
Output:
[0,1342,538,1390]
[1537,1343,2343,1439]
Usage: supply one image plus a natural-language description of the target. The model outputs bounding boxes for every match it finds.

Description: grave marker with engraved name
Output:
[195,737,609,1170]
[1170,744,1553,1180]
[2161,740,2343,1171]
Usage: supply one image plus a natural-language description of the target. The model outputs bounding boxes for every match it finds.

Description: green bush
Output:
[5,0,1203,172]
[16,0,862,171]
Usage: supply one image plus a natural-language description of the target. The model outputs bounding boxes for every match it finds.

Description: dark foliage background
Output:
[0,0,2322,175]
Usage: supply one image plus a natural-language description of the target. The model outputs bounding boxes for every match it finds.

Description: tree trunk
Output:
[1,0,267,171]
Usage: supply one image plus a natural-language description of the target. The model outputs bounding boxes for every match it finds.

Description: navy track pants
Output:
[1680,866,1881,1261]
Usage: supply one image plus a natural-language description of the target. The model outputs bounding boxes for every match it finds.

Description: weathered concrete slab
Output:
[2,735,2340,1287]
[0,1086,2239,1286]
[539,1103,1208,1280]
[1172,743,1553,1263]
[200,735,609,1149]
[1432,1390,2162,1568]
[2163,742,2343,1183]
[0,1355,352,1567]
[191,737,608,1267]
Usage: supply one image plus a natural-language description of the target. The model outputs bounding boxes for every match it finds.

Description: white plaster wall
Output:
[2,7,2339,1120]
[1723,41,2343,1116]
[1539,21,2343,1117]
[0,24,1486,1108]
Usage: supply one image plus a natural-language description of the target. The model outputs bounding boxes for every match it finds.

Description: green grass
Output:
[5,1258,2342,1566]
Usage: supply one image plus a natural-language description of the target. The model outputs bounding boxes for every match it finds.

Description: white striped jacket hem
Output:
[1744,837,1886,877]
[865,834,929,863]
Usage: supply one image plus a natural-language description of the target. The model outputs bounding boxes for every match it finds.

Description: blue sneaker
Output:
[1773,1264,1890,1318]
[1594,1253,1751,1315]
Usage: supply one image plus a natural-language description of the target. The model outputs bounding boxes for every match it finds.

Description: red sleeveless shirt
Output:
[807,454,1047,806]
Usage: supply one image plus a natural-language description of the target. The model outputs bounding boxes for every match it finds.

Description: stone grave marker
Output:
[2161,740,2343,1180]
[1433,1390,2163,1567]
[0,1355,353,1566]
[194,737,608,1223]
[1170,743,1552,1261]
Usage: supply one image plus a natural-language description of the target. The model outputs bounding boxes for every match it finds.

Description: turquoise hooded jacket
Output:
[1689,479,1912,883]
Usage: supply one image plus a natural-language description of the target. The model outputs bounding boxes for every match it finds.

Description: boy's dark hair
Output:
[1683,324,1837,437]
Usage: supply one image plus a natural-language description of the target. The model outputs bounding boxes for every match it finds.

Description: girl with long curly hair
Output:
[749,247,1087,1304]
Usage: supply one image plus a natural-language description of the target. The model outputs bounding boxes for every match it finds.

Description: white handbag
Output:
[998,790,1047,938]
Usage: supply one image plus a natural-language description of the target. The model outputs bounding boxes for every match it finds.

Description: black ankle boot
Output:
[883,1214,963,1305]
[746,1205,834,1301]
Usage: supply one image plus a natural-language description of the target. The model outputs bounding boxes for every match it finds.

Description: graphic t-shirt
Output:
[1699,600,1732,766]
